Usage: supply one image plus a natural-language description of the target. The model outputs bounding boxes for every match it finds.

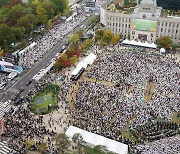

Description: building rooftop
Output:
[107,2,135,14]
[161,9,180,18]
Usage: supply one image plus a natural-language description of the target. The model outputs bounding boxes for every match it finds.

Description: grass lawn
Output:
[172,112,180,124]
[30,84,59,114]
[121,124,137,142]
[121,117,138,142]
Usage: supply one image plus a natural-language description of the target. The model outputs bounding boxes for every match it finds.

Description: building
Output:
[100,0,180,43]
[66,126,128,154]
[84,0,97,12]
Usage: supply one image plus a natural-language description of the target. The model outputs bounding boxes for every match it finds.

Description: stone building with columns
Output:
[100,0,180,43]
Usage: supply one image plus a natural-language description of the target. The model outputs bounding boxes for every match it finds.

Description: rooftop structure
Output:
[100,0,180,43]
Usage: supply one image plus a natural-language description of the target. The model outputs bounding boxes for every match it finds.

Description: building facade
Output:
[100,0,180,43]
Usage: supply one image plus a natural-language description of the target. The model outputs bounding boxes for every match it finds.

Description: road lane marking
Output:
[1,98,5,102]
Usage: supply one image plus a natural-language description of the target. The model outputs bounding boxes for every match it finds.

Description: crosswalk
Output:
[0,102,17,154]
[0,141,16,154]
[0,101,16,120]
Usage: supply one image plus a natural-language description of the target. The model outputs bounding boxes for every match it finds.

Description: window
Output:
[151,33,153,37]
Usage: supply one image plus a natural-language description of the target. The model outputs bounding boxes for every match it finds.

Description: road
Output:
[0,13,94,103]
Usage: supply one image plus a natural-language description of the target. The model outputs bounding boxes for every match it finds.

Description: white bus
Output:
[8,72,18,81]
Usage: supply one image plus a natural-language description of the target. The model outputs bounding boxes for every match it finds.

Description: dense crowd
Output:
[0,73,7,84]
[18,10,90,68]
[2,70,71,153]
[71,45,180,153]
[135,135,180,154]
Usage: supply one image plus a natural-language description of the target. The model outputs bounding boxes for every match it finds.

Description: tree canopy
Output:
[156,36,172,49]
[0,0,69,52]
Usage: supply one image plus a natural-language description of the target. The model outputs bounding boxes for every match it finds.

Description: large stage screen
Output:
[130,19,157,32]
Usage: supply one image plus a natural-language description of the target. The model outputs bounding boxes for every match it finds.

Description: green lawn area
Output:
[121,117,138,142]
[121,124,137,142]
[30,84,59,114]
[131,19,157,32]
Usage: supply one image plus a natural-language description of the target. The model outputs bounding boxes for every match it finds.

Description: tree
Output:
[12,27,25,40]
[56,133,71,154]
[42,1,55,20]
[82,39,94,50]
[156,36,172,49]
[63,8,72,17]
[95,29,104,41]
[70,33,80,44]
[0,24,15,49]
[0,47,4,57]
[24,139,35,149]
[36,5,48,24]
[102,30,113,44]
[38,142,48,153]
[110,34,120,45]
[72,133,85,154]
[16,16,33,33]
[54,61,62,71]
[47,20,52,29]
[6,4,24,26]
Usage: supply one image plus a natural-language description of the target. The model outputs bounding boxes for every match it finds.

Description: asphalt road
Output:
[0,13,94,103]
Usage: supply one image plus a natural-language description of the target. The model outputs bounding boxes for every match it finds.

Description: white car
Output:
[2,101,10,108]
[55,53,59,57]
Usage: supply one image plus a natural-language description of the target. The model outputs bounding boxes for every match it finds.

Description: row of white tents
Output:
[71,53,97,76]
[18,42,37,55]
[122,39,157,49]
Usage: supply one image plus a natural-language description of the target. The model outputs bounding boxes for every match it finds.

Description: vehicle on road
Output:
[8,72,18,81]
[61,45,66,51]
[18,88,24,95]
[26,80,33,86]
[0,82,6,90]
[15,96,24,105]
[12,94,18,101]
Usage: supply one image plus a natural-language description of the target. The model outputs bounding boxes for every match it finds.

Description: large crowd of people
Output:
[0,1,179,152]
[71,45,180,152]
[18,10,90,68]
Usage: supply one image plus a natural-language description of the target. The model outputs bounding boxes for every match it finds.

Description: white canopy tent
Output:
[18,42,37,55]
[122,39,157,49]
[66,126,128,154]
[83,53,97,65]
[160,48,166,53]
[71,62,87,76]
[71,53,96,76]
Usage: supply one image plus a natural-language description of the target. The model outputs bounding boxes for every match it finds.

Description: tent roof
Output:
[66,126,128,154]
[71,53,97,76]
[122,39,157,48]
[0,61,13,67]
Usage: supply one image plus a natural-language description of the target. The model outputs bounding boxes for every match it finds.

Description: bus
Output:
[8,72,18,81]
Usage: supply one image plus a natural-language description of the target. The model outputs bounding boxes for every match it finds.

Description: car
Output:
[15,96,24,105]
[12,94,18,101]
[2,101,9,108]
[18,88,24,95]
[55,53,59,57]
[62,45,66,50]
[26,79,32,86]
